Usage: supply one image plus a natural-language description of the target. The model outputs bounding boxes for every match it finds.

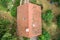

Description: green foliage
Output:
[7,0,13,11]
[14,0,20,7]
[52,0,60,2]
[10,6,17,17]
[0,0,8,11]
[0,0,20,17]
[0,0,12,9]
[23,37,29,40]
[5,0,12,2]
[0,18,11,40]
[0,17,17,40]
[56,14,60,28]
[10,0,20,17]
[0,5,7,11]
[38,29,51,40]
[0,0,7,8]
[56,23,60,40]
[51,0,60,7]
[42,10,54,25]
[30,0,36,4]
[58,0,60,7]
[1,33,12,40]
[1,32,17,40]
[57,33,60,40]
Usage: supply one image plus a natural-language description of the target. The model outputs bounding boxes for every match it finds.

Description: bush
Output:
[42,10,54,25]
[0,17,17,40]
[30,0,36,4]
[56,15,60,40]
[56,14,60,28]
[51,0,60,7]
[38,28,51,40]
[0,18,11,40]
[10,6,17,17]
[0,0,7,8]
[10,0,20,17]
